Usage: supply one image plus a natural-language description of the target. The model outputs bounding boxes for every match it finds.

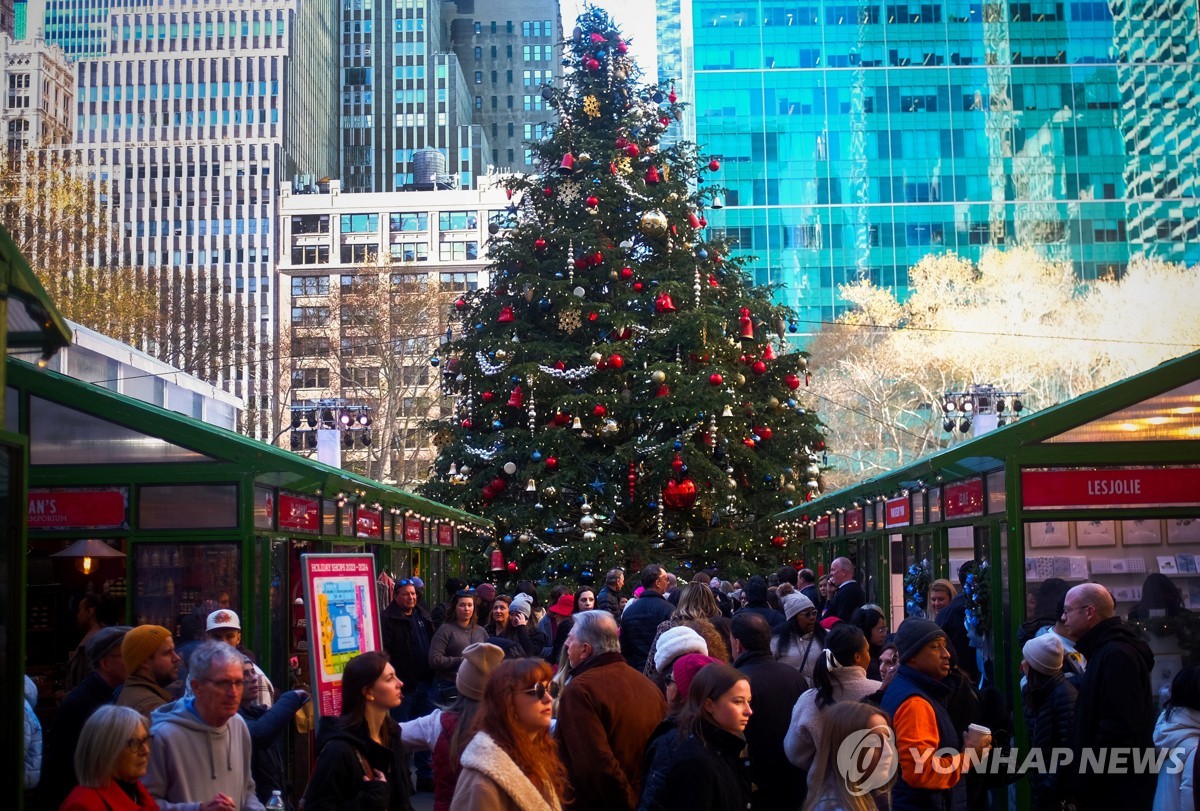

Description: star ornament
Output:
[589,477,607,493]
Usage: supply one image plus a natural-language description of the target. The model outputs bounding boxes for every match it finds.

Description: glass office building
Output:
[676,0,1200,336]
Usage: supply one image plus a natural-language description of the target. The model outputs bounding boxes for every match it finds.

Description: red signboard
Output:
[28,488,128,529]
[355,509,382,539]
[885,497,911,528]
[437,524,454,546]
[814,516,831,538]
[844,509,863,533]
[279,493,320,533]
[944,478,985,518]
[1022,467,1200,510]
[404,518,424,543]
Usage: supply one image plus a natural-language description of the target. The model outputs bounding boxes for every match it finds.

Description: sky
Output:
[559,0,658,78]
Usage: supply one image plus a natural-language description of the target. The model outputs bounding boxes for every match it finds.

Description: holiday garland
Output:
[904,563,931,617]
[963,562,991,636]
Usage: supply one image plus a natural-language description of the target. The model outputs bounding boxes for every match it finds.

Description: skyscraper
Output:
[671,0,1200,339]
[67,0,337,436]
[444,0,563,172]
[339,0,489,193]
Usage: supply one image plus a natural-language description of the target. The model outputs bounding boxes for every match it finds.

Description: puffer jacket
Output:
[1022,671,1077,811]
[1153,706,1200,811]
[637,718,681,811]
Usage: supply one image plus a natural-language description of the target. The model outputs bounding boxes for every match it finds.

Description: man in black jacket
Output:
[380,578,437,791]
[620,564,675,671]
[731,613,807,811]
[825,557,866,621]
[798,568,821,608]
[595,567,624,621]
[1062,583,1156,809]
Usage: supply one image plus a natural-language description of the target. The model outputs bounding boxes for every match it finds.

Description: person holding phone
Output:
[302,651,412,811]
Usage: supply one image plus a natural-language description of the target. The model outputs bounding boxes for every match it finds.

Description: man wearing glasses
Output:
[145,640,265,810]
[1061,583,1157,809]
[619,564,676,672]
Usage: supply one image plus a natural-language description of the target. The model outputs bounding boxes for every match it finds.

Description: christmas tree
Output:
[420,7,826,585]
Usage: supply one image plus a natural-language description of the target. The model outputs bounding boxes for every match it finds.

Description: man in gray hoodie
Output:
[145,640,264,811]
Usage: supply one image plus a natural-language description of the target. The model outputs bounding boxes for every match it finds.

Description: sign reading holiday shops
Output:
[301,554,382,718]
[1022,466,1200,510]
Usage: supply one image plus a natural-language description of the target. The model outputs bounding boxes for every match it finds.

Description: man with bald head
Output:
[1061,582,1156,808]
[825,556,866,621]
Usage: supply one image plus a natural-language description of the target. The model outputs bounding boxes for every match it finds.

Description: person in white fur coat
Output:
[451,658,566,811]
[1153,665,1200,811]
[783,624,881,788]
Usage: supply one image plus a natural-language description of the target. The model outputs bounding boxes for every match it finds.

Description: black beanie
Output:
[895,617,947,664]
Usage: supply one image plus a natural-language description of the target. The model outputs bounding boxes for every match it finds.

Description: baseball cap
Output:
[207,609,241,632]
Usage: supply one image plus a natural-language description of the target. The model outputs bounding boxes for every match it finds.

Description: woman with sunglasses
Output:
[302,650,411,811]
[642,662,752,811]
[430,589,489,702]
[450,658,566,811]
[60,704,158,811]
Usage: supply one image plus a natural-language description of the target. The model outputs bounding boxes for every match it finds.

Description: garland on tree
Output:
[418,7,827,584]
[904,562,931,617]
[963,562,991,636]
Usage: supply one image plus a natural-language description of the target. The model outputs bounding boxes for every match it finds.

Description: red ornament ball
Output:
[545,456,559,470]
[454,298,467,310]
[709,159,721,171]
[771,536,787,548]
[461,419,472,428]
[554,360,566,370]
[625,143,640,157]
[760,427,774,440]
[592,404,607,417]
[608,354,624,369]
[586,195,600,208]
[506,561,519,572]
[743,437,757,448]
[534,238,547,251]
[481,391,495,403]
[620,266,634,280]
[709,373,724,386]
[633,281,645,292]
[785,373,801,390]
[751,360,767,375]
[542,187,553,197]
[491,477,507,492]
[663,478,698,510]
[588,312,599,322]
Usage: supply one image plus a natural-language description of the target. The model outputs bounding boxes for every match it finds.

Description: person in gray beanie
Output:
[881,618,991,810]
[1021,634,1077,811]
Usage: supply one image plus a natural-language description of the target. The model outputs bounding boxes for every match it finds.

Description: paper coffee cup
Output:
[967,723,991,736]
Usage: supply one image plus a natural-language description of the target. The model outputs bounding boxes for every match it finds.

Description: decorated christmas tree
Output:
[420,7,826,584]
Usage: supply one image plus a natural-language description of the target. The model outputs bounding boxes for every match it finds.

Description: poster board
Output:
[301,554,382,719]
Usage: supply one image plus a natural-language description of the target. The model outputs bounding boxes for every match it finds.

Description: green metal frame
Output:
[781,350,1200,809]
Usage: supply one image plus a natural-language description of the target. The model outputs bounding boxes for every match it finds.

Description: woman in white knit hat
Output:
[774,591,823,682]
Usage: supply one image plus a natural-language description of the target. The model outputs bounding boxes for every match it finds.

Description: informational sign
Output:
[1022,466,1200,510]
[844,509,864,534]
[885,496,911,528]
[355,508,382,539]
[279,493,320,533]
[28,487,128,529]
[437,524,454,546]
[814,515,831,538]
[404,518,424,543]
[301,554,382,718]
[944,478,985,518]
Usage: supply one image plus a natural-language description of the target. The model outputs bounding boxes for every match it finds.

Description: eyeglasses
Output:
[203,678,248,692]
[520,682,557,701]
[126,734,154,753]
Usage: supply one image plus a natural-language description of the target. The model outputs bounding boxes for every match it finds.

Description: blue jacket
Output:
[882,665,959,811]
[620,592,675,672]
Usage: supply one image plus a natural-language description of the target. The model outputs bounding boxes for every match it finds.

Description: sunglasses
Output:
[521,682,557,701]
[396,579,417,588]
[455,589,477,598]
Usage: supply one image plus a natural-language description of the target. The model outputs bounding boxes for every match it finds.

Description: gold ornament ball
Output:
[495,348,508,360]
[639,210,669,238]
[651,370,667,384]
[590,351,603,363]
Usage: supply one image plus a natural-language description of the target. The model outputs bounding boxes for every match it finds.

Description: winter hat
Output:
[820,616,843,631]
[654,626,709,673]
[672,654,720,698]
[1022,634,1064,676]
[475,583,497,602]
[895,618,948,664]
[548,593,575,617]
[207,609,241,632]
[122,625,173,675]
[782,592,815,622]
[457,642,505,701]
[86,625,132,664]
[509,593,534,620]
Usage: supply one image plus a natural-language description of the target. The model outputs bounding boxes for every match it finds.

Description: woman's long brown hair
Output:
[472,658,569,804]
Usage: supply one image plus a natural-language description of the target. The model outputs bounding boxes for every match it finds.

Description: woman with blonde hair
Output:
[927,579,957,619]
[803,701,895,811]
[643,582,730,680]
[450,658,567,811]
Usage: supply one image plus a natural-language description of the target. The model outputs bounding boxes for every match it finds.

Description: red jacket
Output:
[60,780,158,811]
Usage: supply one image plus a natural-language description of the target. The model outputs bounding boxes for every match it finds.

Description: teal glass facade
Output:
[683,0,1200,334]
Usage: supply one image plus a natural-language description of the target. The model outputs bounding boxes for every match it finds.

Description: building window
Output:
[474,46,482,60]
[290,245,330,265]
[474,21,481,33]
[340,244,379,263]
[292,214,330,234]
[291,306,330,326]
[389,212,429,232]
[340,213,379,233]
[291,368,330,389]
[438,211,479,230]
[292,336,331,357]
[291,276,330,296]
[474,71,483,83]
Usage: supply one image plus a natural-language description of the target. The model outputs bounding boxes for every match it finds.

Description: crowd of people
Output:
[26,559,1199,811]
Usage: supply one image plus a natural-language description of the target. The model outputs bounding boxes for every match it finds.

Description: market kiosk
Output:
[779,350,1200,807]
[9,357,489,776]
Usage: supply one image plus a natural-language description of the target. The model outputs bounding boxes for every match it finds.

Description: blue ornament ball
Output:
[539,297,551,311]
[475,323,485,331]
[492,420,503,429]
[788,322,799,333]
[430,357,440,367]
[531,450,543,461]
[503,534,514,544]
[665,530,677,540]
[581,569,593,578]
[561,563,572,572]
[673,440,683,450]
[511,375,521,384]
[648,501,658,510]
[545,526,556,535]
[697,248,709,259]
